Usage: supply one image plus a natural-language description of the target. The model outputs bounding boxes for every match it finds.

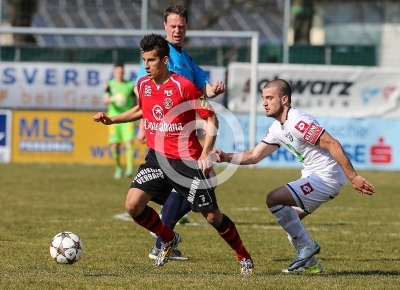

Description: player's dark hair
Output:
[164,4,188,24]
[263,79,292,103]
[140,34,170,59]
[114,62,124,68]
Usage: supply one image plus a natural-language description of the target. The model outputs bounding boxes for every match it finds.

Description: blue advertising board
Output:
[215,113,399,171]
[0,110,12,163]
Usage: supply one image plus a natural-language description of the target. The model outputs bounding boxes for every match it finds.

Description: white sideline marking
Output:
[234,207,263,211]
[114,213,132,221]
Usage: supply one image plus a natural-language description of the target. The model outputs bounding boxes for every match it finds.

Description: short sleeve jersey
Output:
[137,73,214,160]
[262,107,347,185]
[135,43,209,89]
[104,80,136,117]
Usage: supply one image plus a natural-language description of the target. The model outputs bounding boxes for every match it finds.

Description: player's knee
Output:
[125,194,140,218]
[202,210,222,226]
[266,189,278,208]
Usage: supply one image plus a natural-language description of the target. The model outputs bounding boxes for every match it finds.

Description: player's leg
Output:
[268,175,341,272]
[149,191,190,261]
[108,124,122,179]
[166,160,253,276]
[148,165,218,260]
[201,208,254,276]
[121,122,135,177]
[267,185,320,271]
[282,207,322,274]
[125,187,180,266]
[133,150,183,267]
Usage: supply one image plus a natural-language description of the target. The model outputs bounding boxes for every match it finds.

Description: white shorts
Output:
[286,173,343,214]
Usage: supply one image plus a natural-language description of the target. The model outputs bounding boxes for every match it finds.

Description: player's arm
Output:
[214,142,278,165]
[202,81,226,98]
[188,55,225,98]
[103,84,114,105]
[93,105,143,125]
[198,112,219,176]
[317,131,375,195]
[191,89,219,175]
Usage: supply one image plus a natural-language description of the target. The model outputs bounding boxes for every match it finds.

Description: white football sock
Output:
[269,205,312,247]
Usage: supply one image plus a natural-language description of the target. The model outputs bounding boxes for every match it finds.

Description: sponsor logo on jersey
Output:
[304,123,323,144]
[144,85,152,97]
[152,105,164,121]
[164,89,173,97]
[163,97,173,109]
[295,120,309,133]
[300,182,314,195]
[144,119,183,132]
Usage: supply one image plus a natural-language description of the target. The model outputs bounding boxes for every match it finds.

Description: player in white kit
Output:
[214,79,375,273]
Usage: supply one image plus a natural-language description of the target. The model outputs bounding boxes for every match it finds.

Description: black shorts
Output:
[131,149,218,213]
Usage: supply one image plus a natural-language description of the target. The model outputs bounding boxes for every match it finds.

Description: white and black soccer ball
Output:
[49,231,84,264]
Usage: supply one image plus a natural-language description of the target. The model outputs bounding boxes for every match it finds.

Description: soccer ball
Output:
[49,231,84,264]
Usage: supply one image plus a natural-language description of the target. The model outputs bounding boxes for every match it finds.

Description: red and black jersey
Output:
[137,73,214,160]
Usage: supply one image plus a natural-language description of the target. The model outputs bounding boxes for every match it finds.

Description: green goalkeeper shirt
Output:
[104,79,136,117]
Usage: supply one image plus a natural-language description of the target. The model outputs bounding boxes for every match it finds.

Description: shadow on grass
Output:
[84,272,120,277]
[327,270,400,276]
[234,221,277,226]
[322,257,400,262]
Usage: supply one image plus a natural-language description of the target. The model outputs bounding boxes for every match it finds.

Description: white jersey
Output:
[262,107,347,185]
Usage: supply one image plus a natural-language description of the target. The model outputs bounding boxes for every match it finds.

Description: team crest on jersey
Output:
[164,89,173,97]
[295,120,309,133]
[284,132,293,142]
[163,97,173,109]
[152,105,164,121]
[144,85,152,97]
[300,182,314,195]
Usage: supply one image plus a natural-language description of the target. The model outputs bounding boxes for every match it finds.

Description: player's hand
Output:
[136,129,146,144]
[93,112,113,125]
[198,153,215,176]
[351,175,375,195]
[212,148,226,162]
[212,80,226,96]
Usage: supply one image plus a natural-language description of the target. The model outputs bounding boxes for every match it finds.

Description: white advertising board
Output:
[227,63,400,118]
[0,62,225,110]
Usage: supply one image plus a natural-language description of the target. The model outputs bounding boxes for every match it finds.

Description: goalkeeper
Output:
[103,62,136,179]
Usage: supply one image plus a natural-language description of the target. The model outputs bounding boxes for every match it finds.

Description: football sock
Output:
[269,205,312,247]
[155,192,190,248]
[216,214,251,261]
[178,196,192,220]
[111,147,121,170]
[287,234,318,267]
[125,144,133,172]
[133,205,175,243]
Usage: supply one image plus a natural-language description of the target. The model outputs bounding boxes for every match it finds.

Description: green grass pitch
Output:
[1,163,400,289]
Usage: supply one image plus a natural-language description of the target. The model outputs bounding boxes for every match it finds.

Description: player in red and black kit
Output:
[93,33,254,276]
